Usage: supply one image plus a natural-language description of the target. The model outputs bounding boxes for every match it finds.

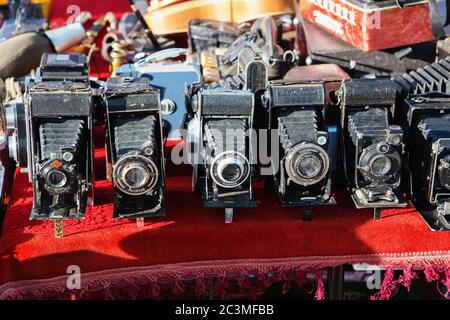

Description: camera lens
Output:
[295,153,322,179]
[211,152,250,189]
[113,154,159,196]
[285,143,329,186]
[217,158,245,186]
[370,155,392,177]
[377,142,390,154]
[220,162,242,182]
[46,169,68,189]
[359,144,401,183]
[123,163,150,189]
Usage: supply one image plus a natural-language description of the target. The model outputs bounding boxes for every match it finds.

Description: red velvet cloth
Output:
[2,147,450,299]
[1,0,450,300]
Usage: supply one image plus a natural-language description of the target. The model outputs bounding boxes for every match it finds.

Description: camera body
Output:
[102,77,165,219]
[25,53,94,220]
[116,53,202,141]
[339,79,406,211]
[265,81,335,207]
[401,95,450,230]
[189,88,256,221]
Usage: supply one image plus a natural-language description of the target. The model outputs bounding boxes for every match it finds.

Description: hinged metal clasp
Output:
[437,201,450,217]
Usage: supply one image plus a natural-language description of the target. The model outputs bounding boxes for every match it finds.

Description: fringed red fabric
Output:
[314,270,325,300]
[371,264,450,300]
[423,265,450,299]
[0,261,324,300]
[2,257,450,300]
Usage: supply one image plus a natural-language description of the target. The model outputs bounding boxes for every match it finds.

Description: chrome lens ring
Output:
[285,143,329,186]
[46,169,68,189]
[210,151,250,189]
[113,154,159,196]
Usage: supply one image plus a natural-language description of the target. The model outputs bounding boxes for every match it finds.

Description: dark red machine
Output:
[299,0,434,51]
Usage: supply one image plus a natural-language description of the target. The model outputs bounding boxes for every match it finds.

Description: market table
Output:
[1,0,450,300]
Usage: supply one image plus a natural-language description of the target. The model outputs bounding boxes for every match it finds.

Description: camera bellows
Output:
[203,119,247,156]
[279,110,318,150]
[418,115,450,141]
[395,56,450,95]
[39,120,86,161]
[348,108,390,145]
[113,115,156,157]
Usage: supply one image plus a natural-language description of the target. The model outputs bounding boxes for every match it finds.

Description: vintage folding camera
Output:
[264,81,336,219]
[24,53,94,220]
[101,77,165,219]
[401,94,450,230]
[338,79,406,218]
[188,88,255,223]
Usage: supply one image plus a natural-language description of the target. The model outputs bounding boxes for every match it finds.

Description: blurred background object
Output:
[0,21,87,80]
[0,0,48,41]
[299,0,434,52]
[144,0,295,36]
[297,18,437,78]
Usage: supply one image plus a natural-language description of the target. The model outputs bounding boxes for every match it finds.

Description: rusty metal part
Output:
[200,51,220,82]
[110,41,130,76]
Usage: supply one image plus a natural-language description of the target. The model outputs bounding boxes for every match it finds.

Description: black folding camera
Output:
[264,81,336,219]
[25,53,94,220]
[188,88,255,223]
[101,77,165,219]
[338,79,406,218]
[401,94,450,230]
